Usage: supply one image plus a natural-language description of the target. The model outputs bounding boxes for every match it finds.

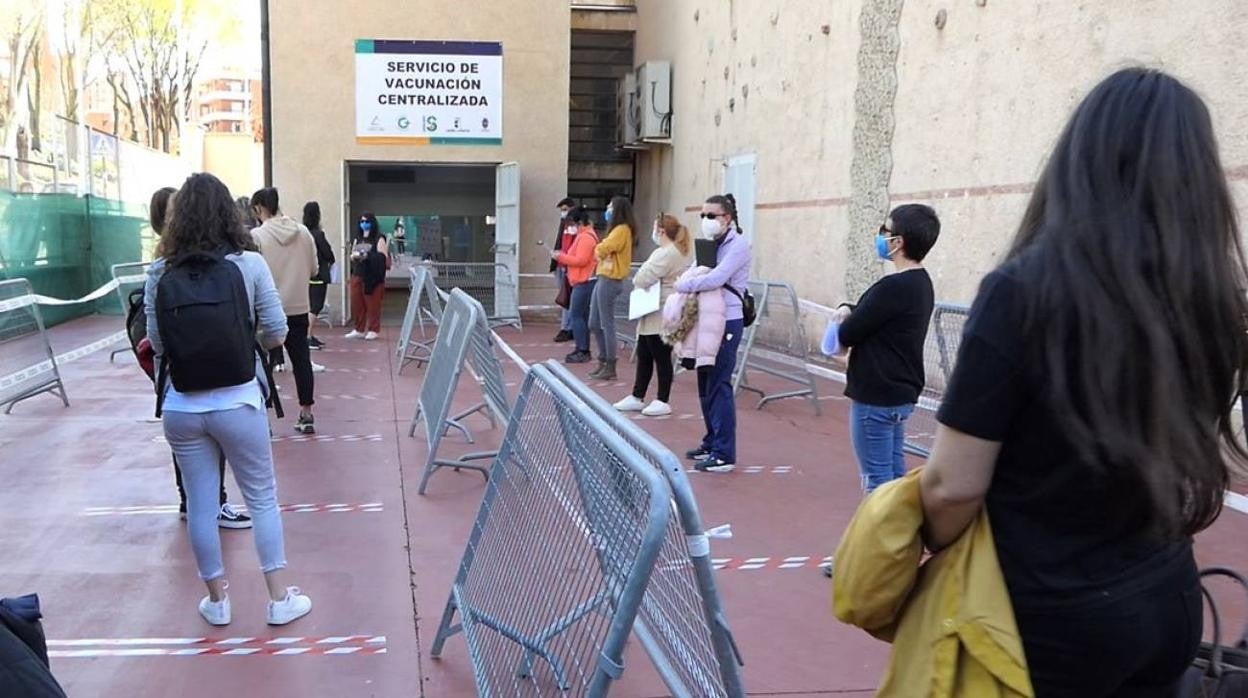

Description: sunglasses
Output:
[700,212,726,220]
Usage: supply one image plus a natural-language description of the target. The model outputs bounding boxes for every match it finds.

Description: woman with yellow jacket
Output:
[586,195,636,381]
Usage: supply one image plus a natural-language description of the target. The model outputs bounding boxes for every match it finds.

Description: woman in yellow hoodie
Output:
[586,195,636,381]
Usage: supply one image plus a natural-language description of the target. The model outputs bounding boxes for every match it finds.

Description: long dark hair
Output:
[149,187,176,233]
[705,193,742,236]
[303,201,322,231]
[1009,67,1248,537]
[607,195,638,243]
[157,173,252,259]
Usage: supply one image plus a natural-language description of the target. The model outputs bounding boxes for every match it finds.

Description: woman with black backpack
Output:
[144,173,312,627]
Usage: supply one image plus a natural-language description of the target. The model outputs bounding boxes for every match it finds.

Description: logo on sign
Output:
[397,116,410,130]
[424,116,439,133]
[482,117,490,131]
[453,117,461,129]
[368,115,383,132]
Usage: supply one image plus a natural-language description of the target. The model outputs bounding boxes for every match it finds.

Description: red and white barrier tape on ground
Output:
[48,635,387,658]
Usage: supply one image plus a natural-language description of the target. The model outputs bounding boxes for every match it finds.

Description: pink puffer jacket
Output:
[662,266,727,368]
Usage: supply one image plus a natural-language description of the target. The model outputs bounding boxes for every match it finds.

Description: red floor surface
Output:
[1,313,1245,697]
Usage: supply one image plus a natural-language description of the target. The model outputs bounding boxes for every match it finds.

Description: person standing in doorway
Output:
[392,218,407,257]
[587,195,637,381]
[676,194,751,473]
[614,214,692,417]
[833,204,940,494]
[250,187,321,435]
[303,202,335,351]
[551,197,576,343]
[146,172,312,628]
[553,207,598,364]
[345,212,389,341]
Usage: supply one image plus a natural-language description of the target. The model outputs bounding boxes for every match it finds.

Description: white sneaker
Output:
[613,395,645,412]
[364,331,379,341]
[344,330,364,339]
[273,363,286,373]
[311,361,326,373]
[199,590,231,626]
[267,587,312,626]
[641,400,672,417]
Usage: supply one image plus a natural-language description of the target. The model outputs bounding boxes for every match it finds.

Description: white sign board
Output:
[355,40,502,145]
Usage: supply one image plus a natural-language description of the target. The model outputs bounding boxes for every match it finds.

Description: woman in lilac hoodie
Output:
[674,193,751,473]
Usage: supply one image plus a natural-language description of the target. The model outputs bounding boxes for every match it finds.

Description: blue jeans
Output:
[849,402,915,493]
[163,405,288,581]
[569,279,596,352]
[697,319,744,463]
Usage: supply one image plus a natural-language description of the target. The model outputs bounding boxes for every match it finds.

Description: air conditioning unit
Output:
[635,60,672,142]
[616,71,641,148]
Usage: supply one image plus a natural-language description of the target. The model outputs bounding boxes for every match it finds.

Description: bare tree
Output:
[1,2,43,153]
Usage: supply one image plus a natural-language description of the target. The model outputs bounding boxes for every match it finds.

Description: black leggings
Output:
[1014,553,1202,697]
[269,314,315,408]
[632,334,673,403]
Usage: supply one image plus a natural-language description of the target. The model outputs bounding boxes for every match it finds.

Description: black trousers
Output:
[173,452,226,510]
[632,334,674,403]
[1015,553,1202,697]
[269,314,315,407]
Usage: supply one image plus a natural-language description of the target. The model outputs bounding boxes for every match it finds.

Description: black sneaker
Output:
[295,413,315,434]
[218,503,253,530]
[565,350,592,364]
[694,457,735,474]
[553,330,573,343]
[685,446,711,461]
[308,337,325,351]
[821,559,834,578]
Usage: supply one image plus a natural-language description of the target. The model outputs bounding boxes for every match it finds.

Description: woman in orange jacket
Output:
[552,207,599,363]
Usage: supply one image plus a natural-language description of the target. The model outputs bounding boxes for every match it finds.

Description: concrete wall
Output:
[202,133,262,199]
[268,0,571,315]
[633,0,1248,307]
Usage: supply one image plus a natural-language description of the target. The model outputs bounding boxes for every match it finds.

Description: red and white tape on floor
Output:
[48,635,387,658]
[712,555,832,571]
[152,434,385,445]
[83,502,384,517]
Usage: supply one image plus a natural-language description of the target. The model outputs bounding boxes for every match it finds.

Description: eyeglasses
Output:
[878,224,893,236]
[701,212,726,220]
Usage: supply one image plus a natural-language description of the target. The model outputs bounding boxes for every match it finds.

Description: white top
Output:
[161,378,265,414]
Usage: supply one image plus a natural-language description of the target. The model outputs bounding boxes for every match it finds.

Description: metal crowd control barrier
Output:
[429,363,672,696]
[545,360,747,697]
[409,289,511,494]
[0,278,69,414]
[396,265,439,373]
[108,262,149,362]
[425,262,522,330]
[732,281,821,415]
[904,302,970,457]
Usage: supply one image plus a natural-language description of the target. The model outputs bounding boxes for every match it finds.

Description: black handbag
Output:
[724,285,756,328]
[555,274,572,309]
[1179,567,1248,697]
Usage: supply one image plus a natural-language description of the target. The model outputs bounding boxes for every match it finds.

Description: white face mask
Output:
[700,217,723,240]
[651,228,662,246]
[560,210,568,219]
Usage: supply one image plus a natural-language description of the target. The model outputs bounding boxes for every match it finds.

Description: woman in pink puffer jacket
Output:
[662,266,727,368]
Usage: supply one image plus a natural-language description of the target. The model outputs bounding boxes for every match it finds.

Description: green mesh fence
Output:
[0,192,150,326]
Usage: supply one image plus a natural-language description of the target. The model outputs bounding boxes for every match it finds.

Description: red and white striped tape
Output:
[711,555,832,571]
[48,635,387,658]
[83,502,384,517]
[152,434,384,445]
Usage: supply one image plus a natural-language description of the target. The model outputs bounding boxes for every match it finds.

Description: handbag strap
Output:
[723,285,749,302]
[1200,567,1248,676]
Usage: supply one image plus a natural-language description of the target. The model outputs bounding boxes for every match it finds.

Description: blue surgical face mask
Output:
[875,234,895,261]
[605,208,614,223]
[361,221,373,233]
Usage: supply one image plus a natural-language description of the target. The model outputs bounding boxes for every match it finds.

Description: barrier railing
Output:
[0,279,69,414]
[395,265,441,374]
[429,363,673,696]
[409,289,513,494]
[423,262,522,330]
[902,302,970,457]
[107,262,150,362]
[732,281,821,415]
[545,361,746,697]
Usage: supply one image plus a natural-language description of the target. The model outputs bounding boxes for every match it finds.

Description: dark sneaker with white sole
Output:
[218,503,252,529]
[685,446,711,461]
[694,457,735,473]
[295,413,315,434]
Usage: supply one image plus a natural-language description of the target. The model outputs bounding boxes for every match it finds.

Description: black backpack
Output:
[154,251,278,417]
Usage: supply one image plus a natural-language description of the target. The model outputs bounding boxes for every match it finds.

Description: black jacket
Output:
[549,217,565,273]
[309,227,336,283]
[0,596,67,698]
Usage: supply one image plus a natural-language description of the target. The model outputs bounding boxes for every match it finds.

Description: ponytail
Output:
[657,214,692,256]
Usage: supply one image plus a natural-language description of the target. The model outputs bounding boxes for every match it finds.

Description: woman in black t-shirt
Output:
[919,68,1248,695]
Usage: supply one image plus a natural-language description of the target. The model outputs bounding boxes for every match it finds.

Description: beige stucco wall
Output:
[634,0,1248,308]
[202,133,263,200]
[268,0,571,315]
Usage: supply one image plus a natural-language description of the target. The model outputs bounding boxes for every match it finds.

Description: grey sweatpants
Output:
[589,277,627,361]
[163,405,288,581]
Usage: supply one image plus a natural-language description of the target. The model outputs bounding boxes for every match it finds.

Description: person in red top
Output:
[552,207,598,363]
